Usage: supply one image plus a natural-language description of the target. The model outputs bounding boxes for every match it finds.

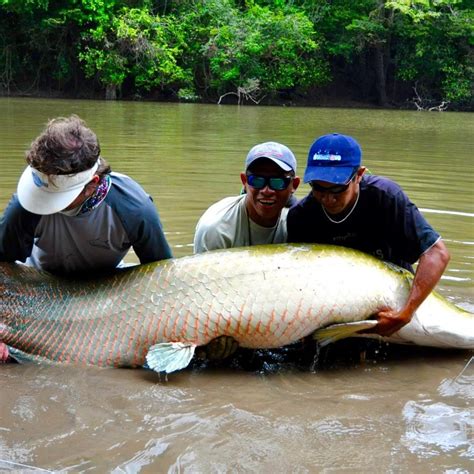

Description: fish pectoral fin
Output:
[145,342,196,374]
[313,321,378,347]
[8,347,56,365]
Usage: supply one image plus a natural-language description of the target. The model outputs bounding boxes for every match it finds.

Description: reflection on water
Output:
[402,401,473,458]
[2,352,473,472]
[401,357,474,466]
[0,98,473,472]
[439,356,474,398]
[402,357,474,461]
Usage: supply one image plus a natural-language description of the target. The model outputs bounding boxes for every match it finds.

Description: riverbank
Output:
[2,79,470,112]
[2,91,465,113]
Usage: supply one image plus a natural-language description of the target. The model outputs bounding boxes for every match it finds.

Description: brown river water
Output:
[0,98,473,472]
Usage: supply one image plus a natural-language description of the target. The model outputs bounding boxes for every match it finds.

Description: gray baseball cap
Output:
[245,142,297,172]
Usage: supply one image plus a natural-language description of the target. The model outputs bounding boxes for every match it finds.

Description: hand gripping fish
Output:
[1,244,473,374]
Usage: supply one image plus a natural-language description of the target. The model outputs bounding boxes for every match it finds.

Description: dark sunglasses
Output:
[247,174,293,191]
[310,168,358,194]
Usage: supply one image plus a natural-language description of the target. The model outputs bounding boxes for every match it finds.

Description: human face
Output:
[310,167,365,216]
[241,159,300,227]
[61,175,100,211]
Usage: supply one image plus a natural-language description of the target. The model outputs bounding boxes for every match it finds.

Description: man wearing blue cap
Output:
[194,141,300,253]
[287,133,450,337]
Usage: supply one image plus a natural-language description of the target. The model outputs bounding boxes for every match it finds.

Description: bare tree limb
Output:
[410,83,449,111]
[218,78,266,105]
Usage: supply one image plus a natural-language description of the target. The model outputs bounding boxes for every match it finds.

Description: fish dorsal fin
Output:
[145,342,196,374]
[313,321,378,347]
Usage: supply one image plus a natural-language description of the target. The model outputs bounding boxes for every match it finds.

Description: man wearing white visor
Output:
[0,115,172,361]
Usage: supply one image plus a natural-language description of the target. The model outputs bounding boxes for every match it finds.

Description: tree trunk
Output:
[373,45,388,106]
[105,84,117,100]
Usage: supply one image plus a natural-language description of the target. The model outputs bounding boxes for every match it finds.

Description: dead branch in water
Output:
[218,78,266,105]
[411,83,450,111]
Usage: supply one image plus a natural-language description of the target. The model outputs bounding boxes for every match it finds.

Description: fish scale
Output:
[1,244,473,373]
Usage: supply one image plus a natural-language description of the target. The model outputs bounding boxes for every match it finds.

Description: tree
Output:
[389,0,473,107]
[79,6,189,99]
[0,0,83,94]
[201,1,328,101]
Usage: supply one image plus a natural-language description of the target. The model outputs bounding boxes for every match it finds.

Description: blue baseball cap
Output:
[303,133,362,184]
[246,142,297,173]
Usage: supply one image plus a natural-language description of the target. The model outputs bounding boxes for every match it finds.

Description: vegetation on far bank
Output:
[0,0,472,110]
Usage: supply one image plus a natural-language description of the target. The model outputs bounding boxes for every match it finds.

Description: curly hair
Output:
[26,115,111,176]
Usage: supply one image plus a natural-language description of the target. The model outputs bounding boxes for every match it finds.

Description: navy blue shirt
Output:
[287,175,440,272]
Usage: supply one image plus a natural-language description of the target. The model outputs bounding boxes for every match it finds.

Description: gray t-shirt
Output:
[193,194,288,253]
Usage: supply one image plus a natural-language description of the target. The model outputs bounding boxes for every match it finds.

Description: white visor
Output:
[17,160,100,215]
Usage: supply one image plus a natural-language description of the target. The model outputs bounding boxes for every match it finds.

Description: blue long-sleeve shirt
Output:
[0,172,172,274]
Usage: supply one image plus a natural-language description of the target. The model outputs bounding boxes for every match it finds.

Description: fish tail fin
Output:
[145,342,196,374]
[313,321,378,347]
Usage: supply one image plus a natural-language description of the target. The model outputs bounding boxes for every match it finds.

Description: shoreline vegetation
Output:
[1,1,472,112]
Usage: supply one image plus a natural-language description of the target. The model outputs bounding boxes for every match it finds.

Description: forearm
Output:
[401,239,450,321]
[370,239,450,337]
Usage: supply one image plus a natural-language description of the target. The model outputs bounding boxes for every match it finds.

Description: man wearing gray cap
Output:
[193,141,300,360]
[194,141,300,253]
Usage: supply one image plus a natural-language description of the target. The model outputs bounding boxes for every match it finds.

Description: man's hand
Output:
[0,342,10,363]
[360,307,411,337]
[196,336,239,360]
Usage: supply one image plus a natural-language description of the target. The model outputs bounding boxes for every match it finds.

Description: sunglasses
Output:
[246,174,293,191]
[310,168,358,194]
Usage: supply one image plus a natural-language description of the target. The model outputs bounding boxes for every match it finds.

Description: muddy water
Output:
[0,98,473,472]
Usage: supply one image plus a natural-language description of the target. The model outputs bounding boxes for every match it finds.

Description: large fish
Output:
[1,244,473,373]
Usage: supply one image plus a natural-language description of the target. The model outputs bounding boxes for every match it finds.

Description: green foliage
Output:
[0,0,85,91]
[202,1,328,96]
[177,87,200,102]
[307,0,378,58]
[79,6,189,90]
[391,0,473,104]
[302,0,472,106]
[79,48,127,87]
[0,0,471,106]
[441,64,473,103]
[0,0,50,11]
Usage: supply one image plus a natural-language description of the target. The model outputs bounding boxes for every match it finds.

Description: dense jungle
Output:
[0,0,472,110]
